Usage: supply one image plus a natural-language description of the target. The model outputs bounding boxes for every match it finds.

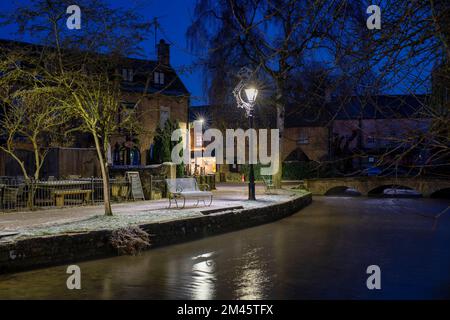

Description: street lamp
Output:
[245,87,258,200]
[245,88,258,104]
[233,67,259,200]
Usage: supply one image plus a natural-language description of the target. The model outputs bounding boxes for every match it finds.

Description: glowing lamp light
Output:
[244,88,258,104]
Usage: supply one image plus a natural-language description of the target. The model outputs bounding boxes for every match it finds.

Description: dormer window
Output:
[154,72,164,85]
[122,69,134,82]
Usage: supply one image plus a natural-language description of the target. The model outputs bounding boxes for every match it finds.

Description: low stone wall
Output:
[0,193,312,274]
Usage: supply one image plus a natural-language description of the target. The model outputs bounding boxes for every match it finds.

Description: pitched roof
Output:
[119,57,189,96]
[0,38,190,97]
[285,94,430,128]
[331,95,429,120]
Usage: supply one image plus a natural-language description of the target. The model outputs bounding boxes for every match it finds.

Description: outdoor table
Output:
[36,180,93,187]
[35,180,94,207]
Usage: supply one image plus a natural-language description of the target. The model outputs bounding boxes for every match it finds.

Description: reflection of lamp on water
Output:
[191,252,216,300]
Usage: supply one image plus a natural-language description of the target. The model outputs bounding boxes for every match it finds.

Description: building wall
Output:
[0,147,101,178]
[332,118,431,150]
[283,127,329,162]
[56,148,100,178]
[111,93,189,165]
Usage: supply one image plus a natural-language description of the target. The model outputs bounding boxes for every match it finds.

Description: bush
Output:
[282,162,318,180]
[150,119,181,164]
[238,161,334,181]
[110,226,151,255]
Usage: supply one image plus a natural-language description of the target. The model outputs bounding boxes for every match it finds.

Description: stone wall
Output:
[109,164,171,200]
[0,193,312,274]
[283,127,329,162]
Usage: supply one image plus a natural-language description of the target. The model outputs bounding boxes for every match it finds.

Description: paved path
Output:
[0,183,293,233]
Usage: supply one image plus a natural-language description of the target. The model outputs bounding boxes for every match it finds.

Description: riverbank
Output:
[0,185,311,274]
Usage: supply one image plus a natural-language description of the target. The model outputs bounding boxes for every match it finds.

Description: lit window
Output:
[154,72,165,85]
[195,133,203,147]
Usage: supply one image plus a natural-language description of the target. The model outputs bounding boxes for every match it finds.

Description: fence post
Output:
[150,175,153,200]
[91,177,95,205]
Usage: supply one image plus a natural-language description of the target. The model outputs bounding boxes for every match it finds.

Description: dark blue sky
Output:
[0,0,206,105]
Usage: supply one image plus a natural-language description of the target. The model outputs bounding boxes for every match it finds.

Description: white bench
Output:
[166,178,213,209]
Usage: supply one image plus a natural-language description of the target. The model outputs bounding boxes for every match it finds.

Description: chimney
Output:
[157,39,170,65]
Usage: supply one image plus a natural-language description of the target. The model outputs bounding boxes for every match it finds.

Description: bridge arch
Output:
[430,188,450,199]
[367,184,421,197]
[325,186,362,196]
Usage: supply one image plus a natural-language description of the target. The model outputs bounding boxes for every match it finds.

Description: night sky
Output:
[0,0,206,105]
[0,1,432,105]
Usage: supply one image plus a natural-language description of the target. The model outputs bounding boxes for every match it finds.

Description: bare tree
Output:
[188,0,373,187]
[55,62,131,216]
[0,47,67,208]
[189,0,449,182]
[0,0,150,215]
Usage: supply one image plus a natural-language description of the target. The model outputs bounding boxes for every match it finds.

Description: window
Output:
[195,133,203,147]
[368,156,375,163]
[154,72,165,85]
[122,69,134,82]
[297,133,309,145]
[113,143,141,166]
[160,106,170,127]
[367,135,376,144]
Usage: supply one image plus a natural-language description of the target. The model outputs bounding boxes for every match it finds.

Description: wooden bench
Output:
[166,178,213,209]
[53,189,93,207]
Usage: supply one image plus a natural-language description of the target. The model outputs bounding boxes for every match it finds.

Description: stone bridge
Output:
[304,177,450,197]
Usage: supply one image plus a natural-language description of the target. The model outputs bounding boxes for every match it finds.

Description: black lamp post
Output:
[244,87,258,200]
[232,67,259,201]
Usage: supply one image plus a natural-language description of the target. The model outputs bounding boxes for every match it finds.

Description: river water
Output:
[0,197,449,299]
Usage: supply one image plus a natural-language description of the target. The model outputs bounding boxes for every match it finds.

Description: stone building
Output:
[0,38,190,178]
[110,39,190,167]
[190,94,432,178]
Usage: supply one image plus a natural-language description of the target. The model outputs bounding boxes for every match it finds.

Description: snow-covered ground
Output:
[0,187,305,241]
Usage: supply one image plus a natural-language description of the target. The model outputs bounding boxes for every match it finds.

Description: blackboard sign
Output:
[126,171,145,201]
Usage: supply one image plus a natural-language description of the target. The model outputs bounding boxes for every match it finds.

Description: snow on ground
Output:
[0,191,305,241]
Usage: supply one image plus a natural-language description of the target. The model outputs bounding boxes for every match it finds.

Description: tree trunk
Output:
[273,80,285,189]
[93,131,113,216]
[100,161,112,216]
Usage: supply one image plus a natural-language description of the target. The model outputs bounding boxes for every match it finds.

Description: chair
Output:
[262,175,276,194]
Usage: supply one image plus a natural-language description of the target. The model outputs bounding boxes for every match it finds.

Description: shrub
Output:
[110,226,151,255]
